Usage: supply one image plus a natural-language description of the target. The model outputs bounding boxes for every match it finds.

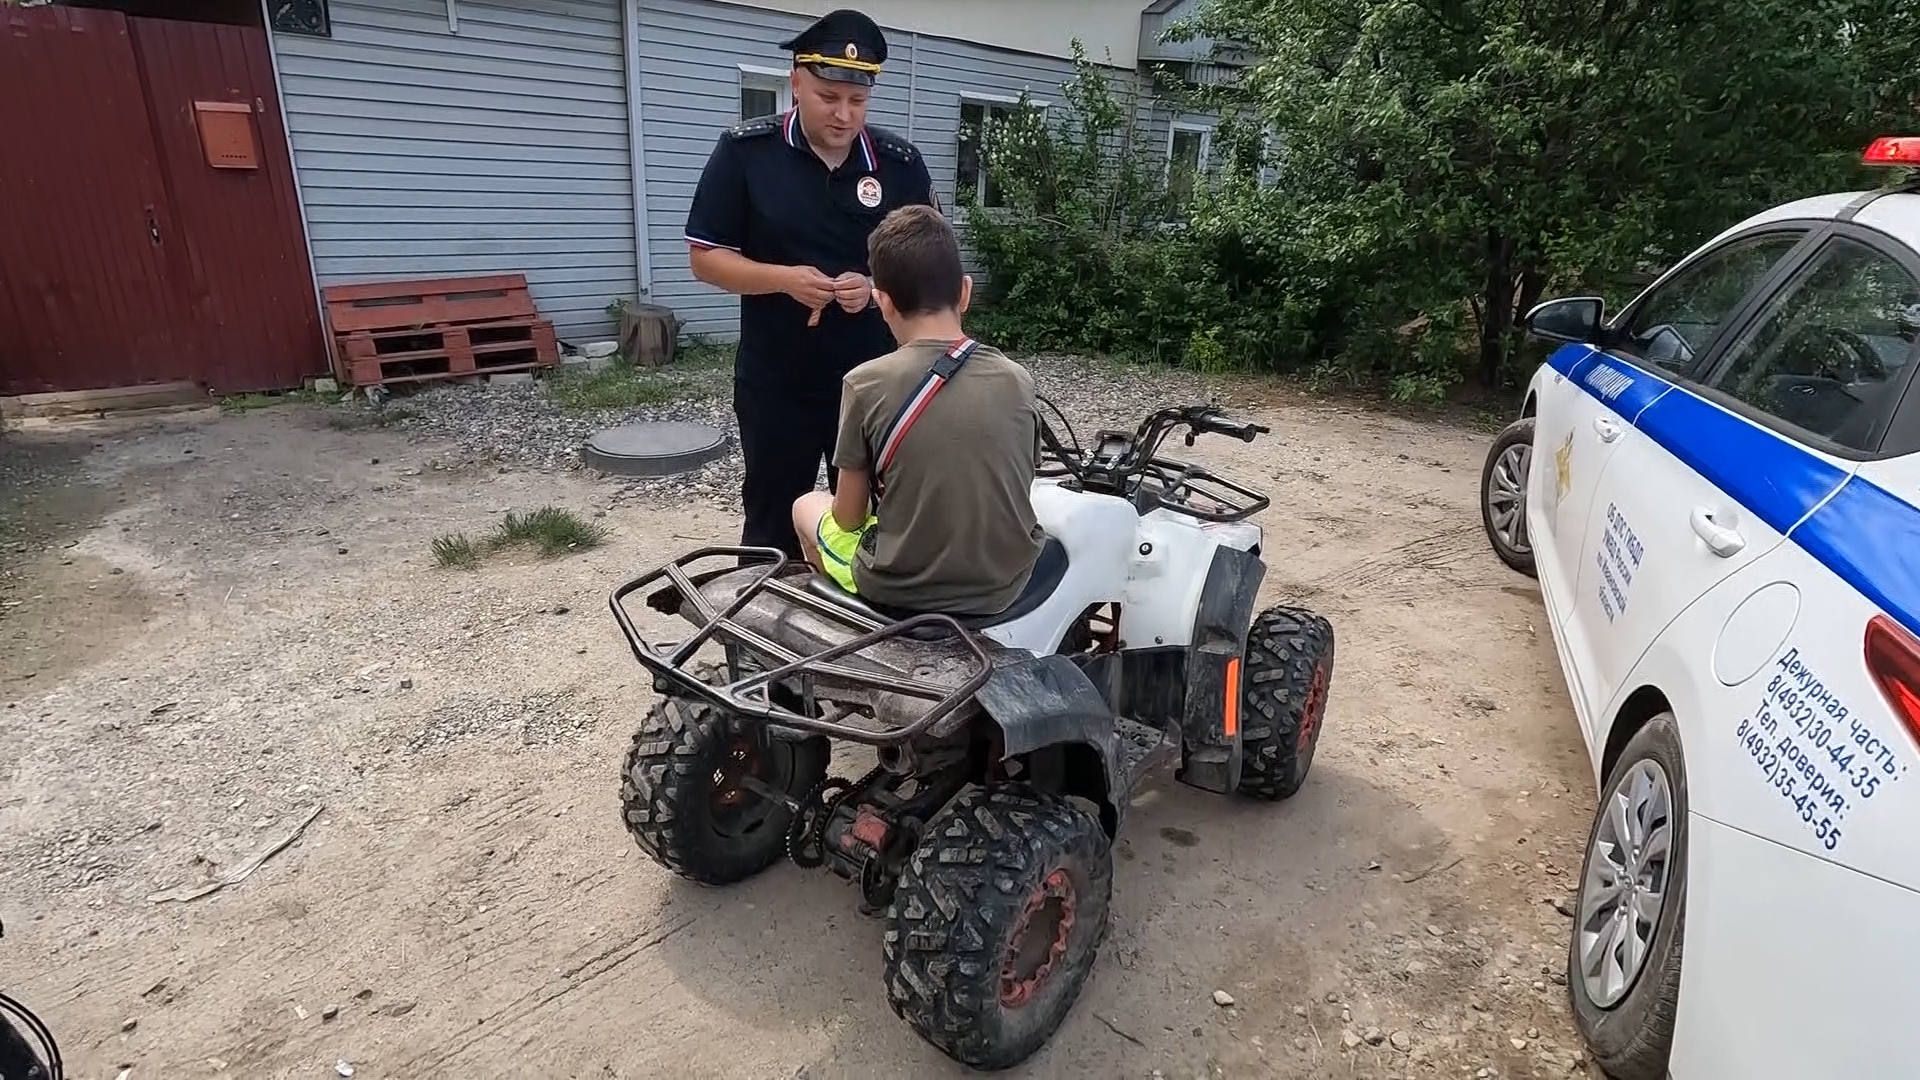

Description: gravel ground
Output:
[0,355,1599,1080]
[372,354,1221,512]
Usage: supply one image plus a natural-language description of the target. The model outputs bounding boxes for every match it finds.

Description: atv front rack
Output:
[608,547,994,747]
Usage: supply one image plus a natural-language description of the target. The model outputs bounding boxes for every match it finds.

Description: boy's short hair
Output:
[868,204,963,316]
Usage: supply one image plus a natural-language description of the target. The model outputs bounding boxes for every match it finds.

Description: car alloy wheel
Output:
[1486,441,1532,556]
[1575,758,1675,1008]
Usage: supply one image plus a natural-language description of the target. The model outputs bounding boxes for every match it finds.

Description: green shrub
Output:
[965,15,1920,398]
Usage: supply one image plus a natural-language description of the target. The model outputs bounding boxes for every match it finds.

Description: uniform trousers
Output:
[734,380,841,558]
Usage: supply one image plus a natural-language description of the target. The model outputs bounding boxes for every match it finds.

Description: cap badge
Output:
[844,42,859,59]
[857,176,883,208]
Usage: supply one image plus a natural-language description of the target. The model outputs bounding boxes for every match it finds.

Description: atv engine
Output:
[791,744,975,913]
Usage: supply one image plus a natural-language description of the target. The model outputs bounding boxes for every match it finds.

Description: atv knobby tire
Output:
[619,693,828,885]
[883,784,1112,1071]
[1237,604,1336,801]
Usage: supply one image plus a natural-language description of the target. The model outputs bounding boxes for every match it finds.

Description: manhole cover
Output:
[580,422,730,477]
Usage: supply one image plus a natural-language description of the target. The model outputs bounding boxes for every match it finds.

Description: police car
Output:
[1479,137,1920,1080]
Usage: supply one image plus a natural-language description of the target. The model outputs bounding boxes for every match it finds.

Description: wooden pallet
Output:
[321,274,559,387]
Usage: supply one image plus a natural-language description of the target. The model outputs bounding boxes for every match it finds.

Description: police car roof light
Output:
[1864,615,1920,749]
[1863,137,1920,166]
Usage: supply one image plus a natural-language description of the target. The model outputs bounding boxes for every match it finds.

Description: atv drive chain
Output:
[785,765,884,868]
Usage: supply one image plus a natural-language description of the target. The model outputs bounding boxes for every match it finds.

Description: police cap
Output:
[780,9,886,87]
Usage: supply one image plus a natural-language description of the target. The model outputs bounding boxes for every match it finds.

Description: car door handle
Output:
[1593,417,1623,443]
[1690,507,1746,557]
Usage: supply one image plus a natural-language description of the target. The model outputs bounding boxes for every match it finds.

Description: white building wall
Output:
[271,0,639,343]
[703,0,1151,67]
[639,0,1194,339]
[268,0,1208,345]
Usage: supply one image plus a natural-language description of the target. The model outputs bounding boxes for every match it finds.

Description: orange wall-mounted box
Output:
[193,100,258,169]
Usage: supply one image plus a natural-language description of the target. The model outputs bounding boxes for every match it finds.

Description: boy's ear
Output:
[958,274,973,315]
[873,286,898,321]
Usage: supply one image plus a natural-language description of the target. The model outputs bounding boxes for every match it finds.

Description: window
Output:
[1167,123,1211,205]
[1710,237,1920,451]
[738,67,791,122]
[1613,233,1804,373]
[269,0,331,36]
[957,100,1020,208]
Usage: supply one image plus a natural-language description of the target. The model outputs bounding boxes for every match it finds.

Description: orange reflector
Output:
[1224,657,1241,738]
[1864,137,1920,166]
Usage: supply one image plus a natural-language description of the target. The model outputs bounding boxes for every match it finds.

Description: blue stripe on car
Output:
[1545,342,1920,639]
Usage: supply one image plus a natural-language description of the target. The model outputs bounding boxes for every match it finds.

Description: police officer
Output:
[684,9,937,559]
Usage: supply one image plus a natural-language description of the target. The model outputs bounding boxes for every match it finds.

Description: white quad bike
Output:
[609,402,1337,1071]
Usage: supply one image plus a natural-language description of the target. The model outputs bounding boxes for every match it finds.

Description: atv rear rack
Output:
[608,547,994,747]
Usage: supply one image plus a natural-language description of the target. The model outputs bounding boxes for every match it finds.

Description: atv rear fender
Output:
[1175,545,1266,793]
[973,653,1127,835]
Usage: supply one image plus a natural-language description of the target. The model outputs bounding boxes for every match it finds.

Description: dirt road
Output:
[0,370,1598,1080]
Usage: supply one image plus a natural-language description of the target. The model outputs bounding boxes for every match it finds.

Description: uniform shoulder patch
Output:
[866,125,920,165]
[726,115,781,141]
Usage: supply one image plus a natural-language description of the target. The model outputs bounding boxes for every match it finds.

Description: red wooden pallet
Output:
[321,274,559,387]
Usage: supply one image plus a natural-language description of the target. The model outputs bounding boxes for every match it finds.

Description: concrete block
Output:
[582,341,620,359]
[488,372,535,387]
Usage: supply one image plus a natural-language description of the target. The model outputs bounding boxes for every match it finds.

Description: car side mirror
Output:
[1524,297,1606,345]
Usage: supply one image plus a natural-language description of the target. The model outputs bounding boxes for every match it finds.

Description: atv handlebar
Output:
[1038,401,1272,523]
[1182,408,1270,445]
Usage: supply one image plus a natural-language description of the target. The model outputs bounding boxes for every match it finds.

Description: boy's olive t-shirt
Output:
[832,339,1045,615]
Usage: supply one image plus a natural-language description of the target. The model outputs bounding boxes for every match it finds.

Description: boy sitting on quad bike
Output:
[791,203,1046,616]
[612,233,1338,1068]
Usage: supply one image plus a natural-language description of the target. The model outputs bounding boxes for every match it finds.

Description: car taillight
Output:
[1864,614,1920,746]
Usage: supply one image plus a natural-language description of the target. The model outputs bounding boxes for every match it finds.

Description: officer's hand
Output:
[831,273,871,314]
[785,266,837,312]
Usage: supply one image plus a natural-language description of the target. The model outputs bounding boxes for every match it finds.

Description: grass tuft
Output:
[432,532,481,569]
[430,507,605,568]
[220,388,328,413]
[490,506,608,557]
[326,404,420,431]
[542,340,736,415]
[545,362,675,413]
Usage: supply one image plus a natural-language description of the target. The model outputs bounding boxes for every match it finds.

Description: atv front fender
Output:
[1176,545,1266,793]
[973,653,1127,834]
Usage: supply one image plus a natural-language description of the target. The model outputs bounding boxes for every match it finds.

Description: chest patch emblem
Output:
[856,175,883,208]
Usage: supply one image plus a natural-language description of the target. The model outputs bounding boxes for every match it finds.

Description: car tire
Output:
[1567,712,1686,1080]
[1480,416,1537,578]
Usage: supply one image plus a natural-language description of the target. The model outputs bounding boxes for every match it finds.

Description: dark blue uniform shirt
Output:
[685,110,935,400]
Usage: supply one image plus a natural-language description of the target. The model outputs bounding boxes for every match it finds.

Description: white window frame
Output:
[956,92,1051,210]
[737,63,792,121]
[1166,119,1213,178]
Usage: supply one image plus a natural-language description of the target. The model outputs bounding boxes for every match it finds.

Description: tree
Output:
[1177,0,1920,390]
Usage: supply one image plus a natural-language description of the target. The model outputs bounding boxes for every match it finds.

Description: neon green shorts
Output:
[814,510,878,593]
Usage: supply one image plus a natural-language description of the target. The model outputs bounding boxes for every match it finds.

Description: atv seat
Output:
[805,536,1070,634]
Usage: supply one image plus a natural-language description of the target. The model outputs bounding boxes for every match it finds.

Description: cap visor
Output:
[810,64,874,86]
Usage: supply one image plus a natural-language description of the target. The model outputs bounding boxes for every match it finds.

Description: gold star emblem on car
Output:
[1555,429,1574,501]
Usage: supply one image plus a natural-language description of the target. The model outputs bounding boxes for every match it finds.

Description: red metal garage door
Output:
[0,5,327,396]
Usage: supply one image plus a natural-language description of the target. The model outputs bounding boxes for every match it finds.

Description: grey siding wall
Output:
[639,0,1114,339]
[273,0,638,342]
